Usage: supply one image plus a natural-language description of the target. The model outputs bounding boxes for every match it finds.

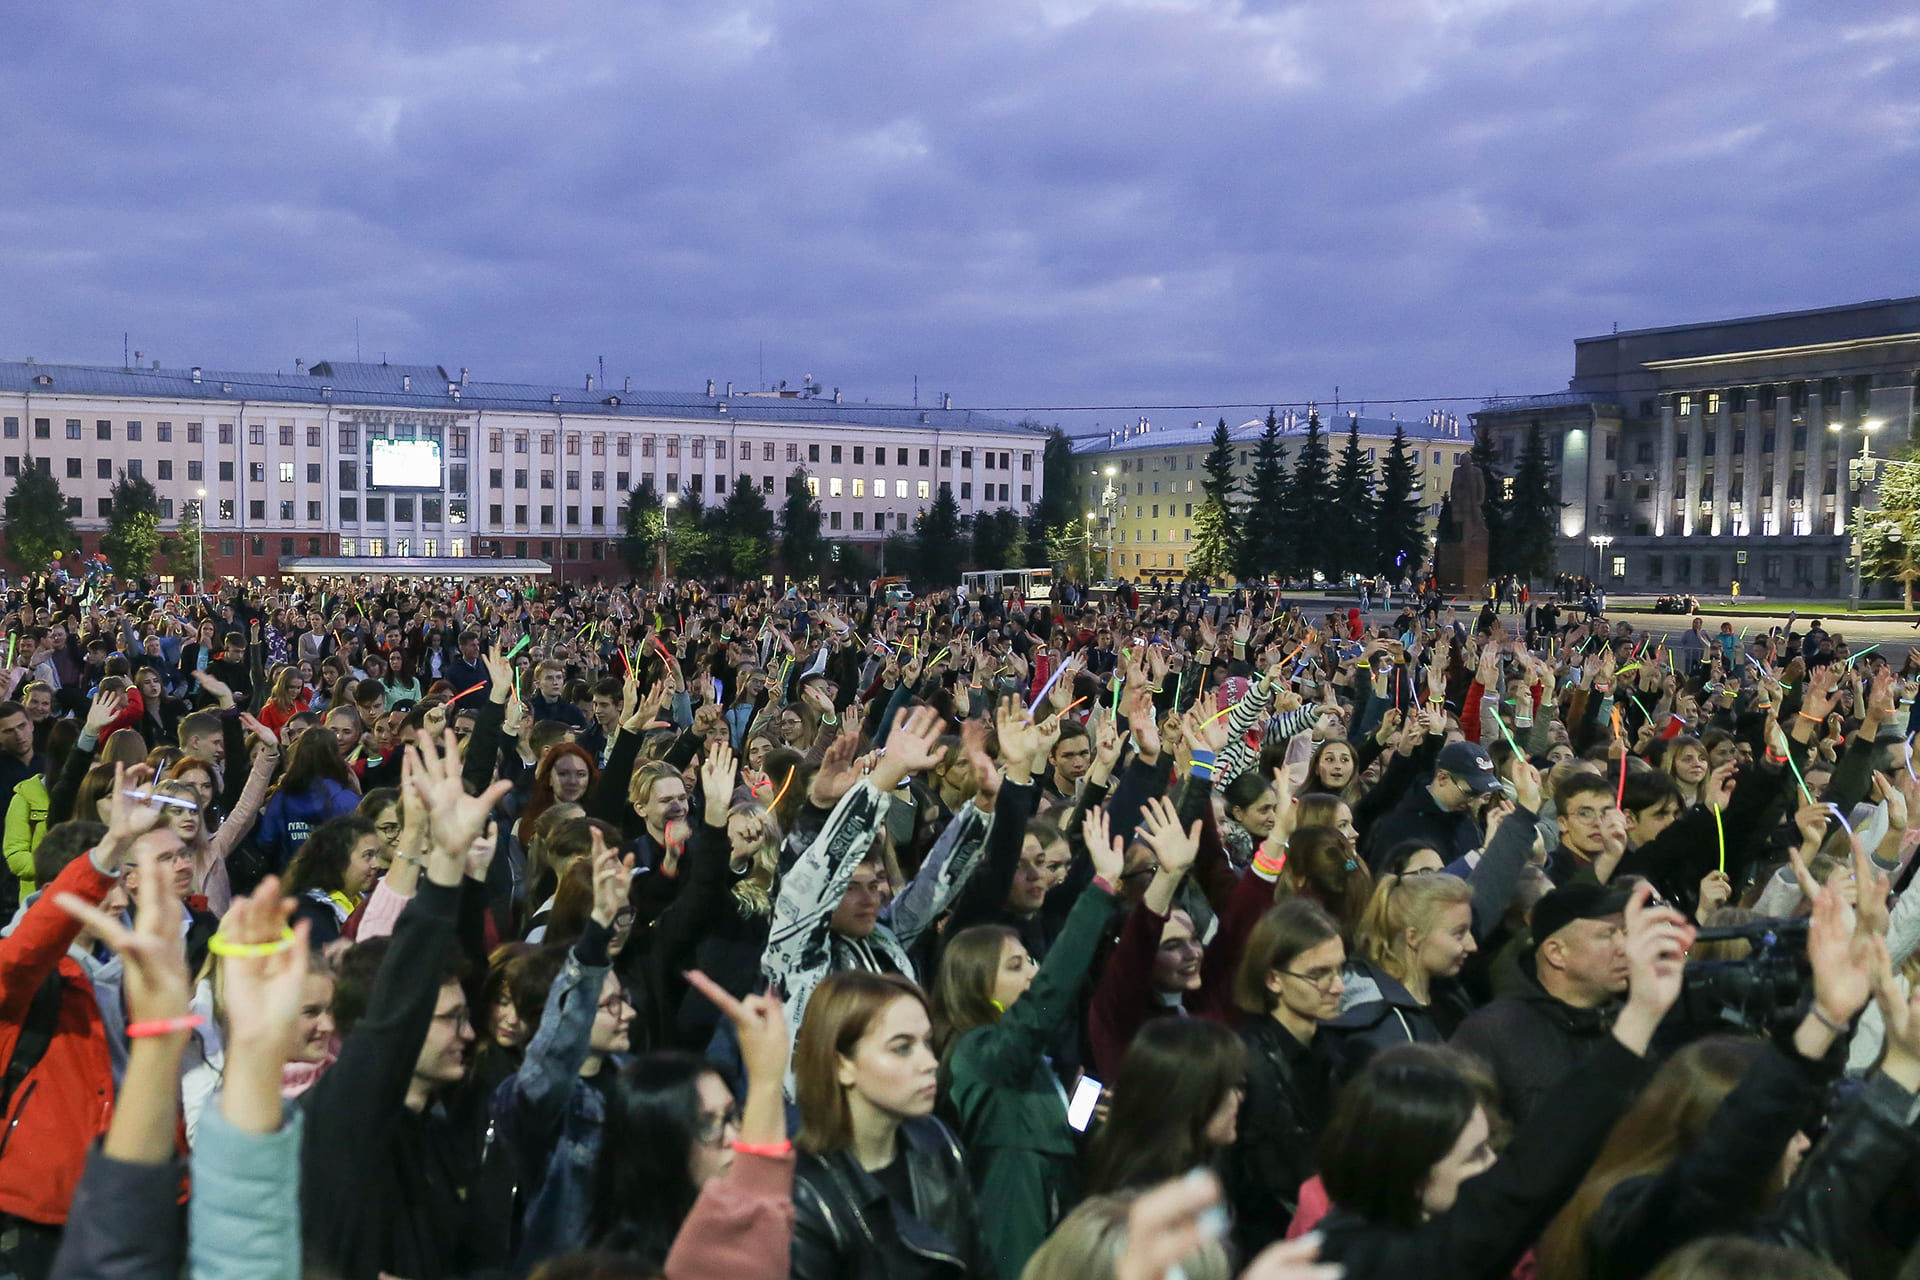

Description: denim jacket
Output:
[492,919,614,1263]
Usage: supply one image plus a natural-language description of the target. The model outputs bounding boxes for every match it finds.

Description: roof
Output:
[0,359,1040,437]
[1575,294,1920,347]
[1069,412,1468,455]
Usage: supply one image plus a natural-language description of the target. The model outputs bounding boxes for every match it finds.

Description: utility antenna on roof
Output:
[355,319,361,361]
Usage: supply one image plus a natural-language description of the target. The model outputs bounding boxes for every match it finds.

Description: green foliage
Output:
[1035,426,1075,530]
[720,477,777,581]
[779,467,827,582]
[1280,410,1332,578]
[101,469,163,579]
[1860,452,1920,606]
[158,493,211,584]
[1375,425,1427,578]
[1190,418,1240,582]
[1503,421,1561,581]
[1237,409,1290,582]
[972,508,1024,570]
[666,491,715,579]
[1328,417,1379,577]
[619,478,664,579]
[913,484,963,586]
[4,456,75,574]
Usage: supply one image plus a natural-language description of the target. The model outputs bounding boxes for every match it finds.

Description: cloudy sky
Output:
[4,0,1917,433]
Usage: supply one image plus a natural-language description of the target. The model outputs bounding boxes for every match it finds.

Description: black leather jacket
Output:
[1226,1017,1335,1258]
[791,1116,992,1280]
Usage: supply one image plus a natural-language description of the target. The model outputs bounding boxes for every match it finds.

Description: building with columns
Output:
[0,358,1042,581]
[1474,297,1920,598]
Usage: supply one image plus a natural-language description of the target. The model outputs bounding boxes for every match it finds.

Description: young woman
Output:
[1275,825,1374,942]
[1310,884,1689,1280]
[673,799,784,1047]
[256,725,361,872]
[1662,736,1711,810]
[789,971,990,1280]
[1221,771,1280,873]
[1296,792,1359,845]
[931,805,1123,1280]
[521,742,599,836]
[1084,1017,1246,1195]
[284,815,383,949]
[1323,871,1477,1076]
[257,666,311,736]
[1307,739,1366,807]
[1225,898,1345,1254]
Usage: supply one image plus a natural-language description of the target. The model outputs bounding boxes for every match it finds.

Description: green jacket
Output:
[4,774,49,898]
[946,882,1114,1280]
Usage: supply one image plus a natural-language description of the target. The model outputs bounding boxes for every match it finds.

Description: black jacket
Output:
[791,1116,992,1280]
[1318,1036,1654,1280]
[1322,958,1472,1083]
[1226,1018,1336,1257]
[1362,783,1479,871]
[1448,963,1615,1124]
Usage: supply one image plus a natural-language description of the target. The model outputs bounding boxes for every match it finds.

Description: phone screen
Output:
[1067,1075,1103,1132]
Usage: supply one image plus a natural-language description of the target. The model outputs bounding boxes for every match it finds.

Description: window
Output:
[280,501,294,520]
[1022,484,1032,503]
[220,537,236,556]
[279,462,295,483]
[339,426,358,450]
[590,472,603,491]
[960,482,971,499]
[1023,452,1033,471]
[219,499,234,520]
[917,480,930,499]
[806,477,820,498]
[665,438,679,458]
[451,430,468,457]
[392,496,412,521]
[307,501,321,520]
[1677,394,1693,416]
[1,418,13,439]
[1706,392,1722,415]
[368,538,384,557]
[762,476,774,494]
[249,500,265,519]
[279,424,294,446]
[1604,436,1616,460]
[984,452,995,470]
[65,459,80,478]
[514,434,529,454]
[540,505,554,525]
[339,538,355,556]
[367,497,386,521]
[249,425,264,445]
[158,498,173,518]
[449,538,465,556]
[219,461,234,482]
[126,421,141,441]
[540,435,554,455]
[565,435,580,456]
[589,436,603,457]
[66,419,81,440]
[490,505,504,524]
[540,470,554,489]
[188,461,203,481]
[830,477,844,496]
[566,506,579,525]
[853,512,865,530]
[616,472,628,490]
[1675,435,1688,459]
[490,468,504,489]
[692,438,705,459]
[786,443,798,462]
[566,472,579,490]
[96,420,111,441]
[249,462,265,482]
[666,473,677,491]
[763,442,775,461]
[809,444,820,463]
[919,449,930,467]
[2,458,13,477]
[1792,425,1807,451]
[448,500,466,524]
[940,449,951,467]
[308,425,322,447]
[515,469,528,489]
[127,460,142,480]
[591,506,603,525]
[450,464,467,494]
[830,511,842,530]
[831,445,842,463]
[641,437,654,458]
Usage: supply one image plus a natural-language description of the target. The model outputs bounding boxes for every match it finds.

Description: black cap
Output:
[1434,740,1503,794]
[1530,884,1630,948]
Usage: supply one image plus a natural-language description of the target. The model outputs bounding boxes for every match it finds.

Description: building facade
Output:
[1474,297,1920,598]
[1070,410,1468,581]
[0,358,1042,581]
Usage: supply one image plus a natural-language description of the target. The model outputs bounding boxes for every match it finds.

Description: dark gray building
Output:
[1474,297,1920,599]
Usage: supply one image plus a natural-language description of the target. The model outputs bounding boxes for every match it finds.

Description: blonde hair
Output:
[1355,871,1475,984]
[1018,1191,1229,1280]
[726,800,783,916]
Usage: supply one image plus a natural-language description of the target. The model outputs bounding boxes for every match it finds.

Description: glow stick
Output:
[1827,802,1857,851]
[1486,706,1522,757]
[1782,746,1812,805]
[1029,662,1069,712]
[1712,802,1725,875]
[1849,643,1881,665]
[452,679,488,702]
[1061,695,1087,716]
[506,636,531,661]
[770,765,797,810]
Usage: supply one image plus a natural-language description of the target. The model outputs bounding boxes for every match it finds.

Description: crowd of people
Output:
[1,566,1919,1280]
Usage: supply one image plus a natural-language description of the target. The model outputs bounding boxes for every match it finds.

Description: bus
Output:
[961,567,1053,604]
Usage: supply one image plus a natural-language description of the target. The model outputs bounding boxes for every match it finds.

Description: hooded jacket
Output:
[256,778,360,873]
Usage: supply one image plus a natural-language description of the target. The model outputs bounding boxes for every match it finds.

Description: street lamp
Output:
[195,487,207,592]
[660,492,679,584]
[1588,533,1614,590]
[1834,418,1885,610]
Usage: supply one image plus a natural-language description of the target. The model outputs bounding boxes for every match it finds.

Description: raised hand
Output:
[1124,680,1161,764]
[406,730,512,883]
[1081,804,1125,886]
[588,826,634,928]
[100,763,164,868]
[1139,794,1201,878]
[701,742,738,823]
[55,838,190,1030]
[86,685,128,734]
[482,642,515,699]
[684,970,788,1145]
[218,875,311,1067]
[1806,876,1877,1036]
[463,820,499,883]
[871,706,948,792]
[960,715,1002,810]
[1612,881,1696,1056]
[807,728,864,808]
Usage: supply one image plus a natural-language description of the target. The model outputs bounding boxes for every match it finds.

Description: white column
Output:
[1835,384,1856,535]
[1740,386,1763,537]
[1802,386,1825,538]
[1769,384,1791,538]
[1711,403,1732,537]
[1654,398,1676,536]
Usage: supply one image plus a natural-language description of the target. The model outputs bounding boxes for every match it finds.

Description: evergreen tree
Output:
[914,484,963,586]
[720,477,776,581]
[779,467,827,582]
[101,469,163,581]
[1328,417,1379,577]
[1189,418,1240,582]
[1860,451,1920,607]
[4,456,75,575]
[1374,425,1427,579]
[1470,430,1511,574]
[668,491,715,580]
[1280,409,1333,579]
[972,509,1023,570]
[1034,426,1075,530]
[618,479,664,580]
[1504,420,1561,582]
[1237,409,1290,582]
[158,493,212,585]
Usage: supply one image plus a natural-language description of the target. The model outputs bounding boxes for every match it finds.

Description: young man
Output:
[529,660,587,731]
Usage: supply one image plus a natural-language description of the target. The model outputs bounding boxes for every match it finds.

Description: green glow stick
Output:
[506,636,531,661]
[1712,802,1726,875]
[1849,643,1881,665]
[1781,744,1812,805]
[1486,706,1523,757]
[1113,675,1125,716]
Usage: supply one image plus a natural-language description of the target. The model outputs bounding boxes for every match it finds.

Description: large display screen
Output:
[369,439,443,490]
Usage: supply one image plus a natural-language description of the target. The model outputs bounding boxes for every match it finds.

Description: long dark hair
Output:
[1086,1018,1246,1194]
[284,815,377,897]
[279,725,354,794]
[1317,1042,1484,1228]
[588,1051,720,1265]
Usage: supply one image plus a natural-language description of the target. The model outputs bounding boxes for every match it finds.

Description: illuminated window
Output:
[853,478,865,497]
[368,538,384,556]
[423,540,438,556]
[917,480,930,499]
[806,476,820,497]
[449,539,465,557]
[830,477,843,497]
[895,479,908,498]
[339,540,355,556]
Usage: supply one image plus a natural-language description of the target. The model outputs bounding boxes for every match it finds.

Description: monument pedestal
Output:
[1435,538,1488,597]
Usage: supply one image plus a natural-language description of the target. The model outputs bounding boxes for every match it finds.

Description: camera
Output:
[1673,916,1809,1040]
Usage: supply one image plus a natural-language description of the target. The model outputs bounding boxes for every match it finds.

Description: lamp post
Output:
[1100,466,1118,582]
[660,492,678,585]
[1588,533,1614,588]
[1835,417,1885,611]
[194,487,207,592]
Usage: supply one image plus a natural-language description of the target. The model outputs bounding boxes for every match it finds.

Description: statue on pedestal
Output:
[1435,455,1490,594]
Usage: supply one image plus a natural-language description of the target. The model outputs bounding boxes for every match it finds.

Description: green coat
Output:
[946,883,1114,1280]
[4,774,49,897]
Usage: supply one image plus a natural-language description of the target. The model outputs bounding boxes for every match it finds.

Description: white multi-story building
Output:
[0,358,1045,580]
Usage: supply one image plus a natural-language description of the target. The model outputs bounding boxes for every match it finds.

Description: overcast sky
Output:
[4,1,1917,434]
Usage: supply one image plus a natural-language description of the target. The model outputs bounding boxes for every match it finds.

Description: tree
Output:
[1033,425,1075,531]
[1375,425,1427,580]
[101,469,163,580]
[4,457,75,575]
[1861,453,1920,607]
[913,484,964,587]
[720,477,776,582]
[1280,409,1333,579]
[1189,418,1240,582]
[1328,417,1379,577]
[779,467,827,583]
[1470,429,1512,576]
[1504,420,1561,582]
[1237,409,1291,582]
[667,491,716,580]
[158,493,212,585]
[618,479,664,580]
[972,508,1023,570]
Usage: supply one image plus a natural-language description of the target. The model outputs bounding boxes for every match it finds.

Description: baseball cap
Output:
[1529,884,1630,948]
[1434,740,1503,794]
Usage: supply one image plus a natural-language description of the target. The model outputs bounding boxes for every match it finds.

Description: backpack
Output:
[0,970,64,1117]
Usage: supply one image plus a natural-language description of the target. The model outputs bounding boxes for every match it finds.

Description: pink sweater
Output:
[665,1150,795,1280]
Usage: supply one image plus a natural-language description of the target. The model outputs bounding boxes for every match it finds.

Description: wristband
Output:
[1809,1004,1851,1037]
[127,1015,204,1038]
[1797,711,1823,723]
[732,1138,793,1157]
[207,926,297,958]
[1090,875,1118,896]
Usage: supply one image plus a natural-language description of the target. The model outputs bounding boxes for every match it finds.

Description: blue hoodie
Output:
[257,779,360,872]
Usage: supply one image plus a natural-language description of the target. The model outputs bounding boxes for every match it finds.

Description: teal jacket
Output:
[945,882,1115,1280]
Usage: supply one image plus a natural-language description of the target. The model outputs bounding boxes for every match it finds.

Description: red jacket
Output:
[0,852,118,1225]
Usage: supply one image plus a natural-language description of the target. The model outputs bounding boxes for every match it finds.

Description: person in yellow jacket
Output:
[1,722,74,904]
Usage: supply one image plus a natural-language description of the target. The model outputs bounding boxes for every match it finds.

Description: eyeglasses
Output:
[1280,966,1343,991]
[597,989,631,1014]
[696,1104,744,1145]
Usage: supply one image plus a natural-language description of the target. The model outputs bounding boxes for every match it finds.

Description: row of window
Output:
[1665,376,1880,419]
